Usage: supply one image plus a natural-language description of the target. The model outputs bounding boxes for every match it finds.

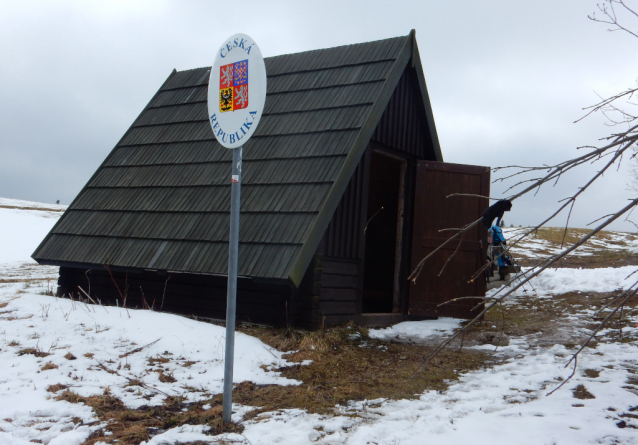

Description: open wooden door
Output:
[409,161,490,318]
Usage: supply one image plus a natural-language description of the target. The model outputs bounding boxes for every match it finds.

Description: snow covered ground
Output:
[0,197,63,284]
[1,198,638,444]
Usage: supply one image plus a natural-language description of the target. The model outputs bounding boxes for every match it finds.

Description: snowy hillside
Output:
[1,199,638,444]
[0,198,64,284]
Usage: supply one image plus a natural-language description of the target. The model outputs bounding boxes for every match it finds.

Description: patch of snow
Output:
[0,197,67,211]
[369,318,462,341]
[139,425,211,445]
[235,342,638,445]
[0,205,63,265]
[0,291,302,443]
[494,266,638,299]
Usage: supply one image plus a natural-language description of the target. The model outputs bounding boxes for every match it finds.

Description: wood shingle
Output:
[33,31,441,287]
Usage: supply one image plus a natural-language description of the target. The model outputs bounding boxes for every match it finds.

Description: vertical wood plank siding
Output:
[371,67,433,160]
[323,156,367,259]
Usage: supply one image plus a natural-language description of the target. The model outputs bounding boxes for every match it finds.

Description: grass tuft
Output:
[17,347,50,357]
[41,362,58,371]
[584,369,601,378]
[46,383,68,393]
[158,371,177,383]
[572,384,596,400]
[56,390,85,404]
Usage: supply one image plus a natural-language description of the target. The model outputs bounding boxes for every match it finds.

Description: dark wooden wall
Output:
[296,254,360,327]
[371,66,435,161]
[57,266,294,326]
[299,64,438,326]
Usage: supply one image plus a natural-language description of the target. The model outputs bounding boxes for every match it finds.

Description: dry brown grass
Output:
[56,390,242,445]
[530,227,593,246]
[38,324,493,444]
[234,324,490,415]
[572,384,596,399]
[584,369,601,378]
[7,340,20,347]
[147,356,170,366]
[41,362,58,371]
[46,383,68,393]
[157,371,177,383]
[512,227,638,268]
[64,352,77,360]
[524,226,634,247]
[17,347,50,357]
[56,390,85,403]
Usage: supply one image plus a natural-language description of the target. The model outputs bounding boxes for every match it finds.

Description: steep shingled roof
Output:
[33,31,441,285]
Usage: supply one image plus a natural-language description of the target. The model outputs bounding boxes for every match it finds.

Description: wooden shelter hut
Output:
[33,31,490,327]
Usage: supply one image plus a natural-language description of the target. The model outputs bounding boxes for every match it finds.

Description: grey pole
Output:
[223,145,242,424]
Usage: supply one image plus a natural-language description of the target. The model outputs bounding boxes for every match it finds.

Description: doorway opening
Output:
[362,150,405,313]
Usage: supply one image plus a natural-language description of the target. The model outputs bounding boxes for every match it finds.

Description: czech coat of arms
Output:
[219,60,249,112]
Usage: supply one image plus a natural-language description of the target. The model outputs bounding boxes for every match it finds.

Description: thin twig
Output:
[446,193,497,200]
[104,265,124,300]
[437,296,488,308]
[161,275,171,311]
[364,206,384,234]
[438,229,466,276]
[119,338,162,358]
[546,357,578,397]
[77,286,97,305]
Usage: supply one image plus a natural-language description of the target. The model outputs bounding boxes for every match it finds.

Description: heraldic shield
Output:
[219,60,249,113]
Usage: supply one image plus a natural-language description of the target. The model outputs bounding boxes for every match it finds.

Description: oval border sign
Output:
[208,33,267,149]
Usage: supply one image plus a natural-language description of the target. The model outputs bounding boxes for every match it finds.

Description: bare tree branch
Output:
[410,197,638,379]
[589,0,638,39]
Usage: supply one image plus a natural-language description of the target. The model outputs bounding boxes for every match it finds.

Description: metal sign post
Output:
[207,33,266,424]
[222,145,242,423]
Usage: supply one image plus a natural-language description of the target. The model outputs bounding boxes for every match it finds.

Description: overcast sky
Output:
[0,0,636,230]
